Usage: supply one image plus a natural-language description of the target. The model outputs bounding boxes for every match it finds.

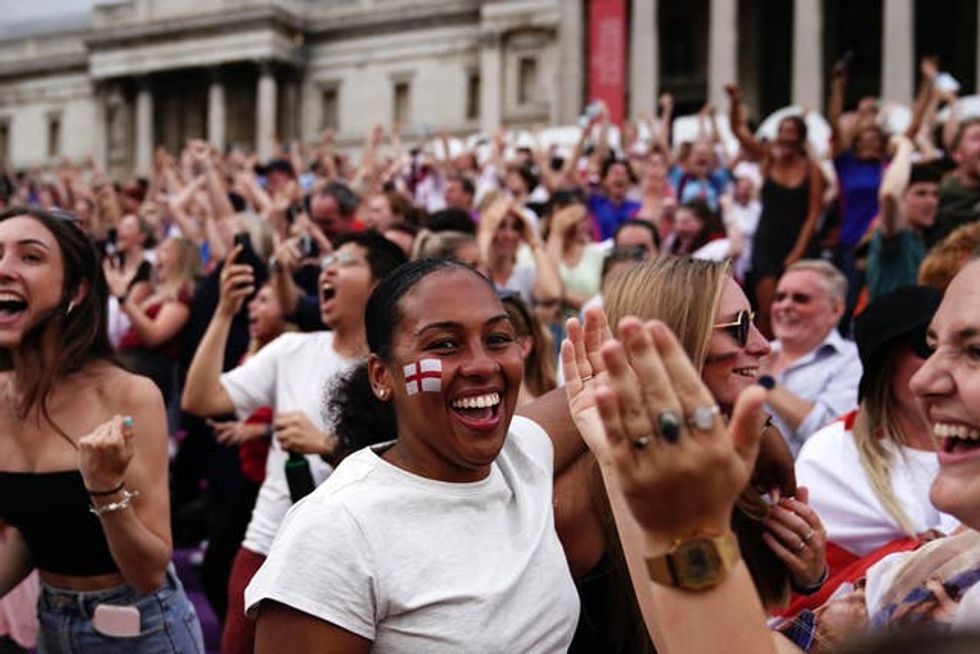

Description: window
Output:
[393,81,411,127]
[466,72,481,120]
[47,112,62,158]
[518,57,538,104]
[322,87,339,131]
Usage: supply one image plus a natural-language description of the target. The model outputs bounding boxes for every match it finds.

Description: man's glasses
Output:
[773,291,812,304]
[320,251,363,270]
[714,310,756,348]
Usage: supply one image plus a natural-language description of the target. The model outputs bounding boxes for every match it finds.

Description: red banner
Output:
[588,0,627,125]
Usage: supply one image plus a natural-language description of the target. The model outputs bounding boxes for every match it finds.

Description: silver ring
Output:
[687,404,721,432]
[580,374,594,382]
[633,435,651,449]
[802,530,815,543]
[796,540,807,552]
[656,410,682,443]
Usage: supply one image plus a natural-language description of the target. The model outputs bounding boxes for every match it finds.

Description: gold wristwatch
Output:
[645,531,741,591]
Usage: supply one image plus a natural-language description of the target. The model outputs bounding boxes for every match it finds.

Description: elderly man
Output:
[764,260,862,456]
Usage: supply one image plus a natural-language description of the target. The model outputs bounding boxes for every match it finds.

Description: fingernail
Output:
[122,416,134,429]
[757,374,775,390]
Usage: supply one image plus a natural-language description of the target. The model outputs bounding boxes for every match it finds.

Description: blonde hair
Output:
[852,352,917,535]
[604,255,790,608]
[410,229,475,261]
[157,237,201,300]
[604,256,729,371]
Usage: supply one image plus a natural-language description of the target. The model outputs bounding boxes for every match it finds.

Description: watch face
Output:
[674,539,723,589]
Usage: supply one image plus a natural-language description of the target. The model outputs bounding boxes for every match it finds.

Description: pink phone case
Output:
[92,604,141,638]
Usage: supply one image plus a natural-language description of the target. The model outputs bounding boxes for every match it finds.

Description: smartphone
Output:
[231,232,269,293]
[93,604,141,638]
[298,234,319,259]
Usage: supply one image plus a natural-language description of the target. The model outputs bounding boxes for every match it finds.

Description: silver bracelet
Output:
[89,489,140,517]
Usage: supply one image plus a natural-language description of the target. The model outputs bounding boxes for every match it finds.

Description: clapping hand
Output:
[593,318,769,541]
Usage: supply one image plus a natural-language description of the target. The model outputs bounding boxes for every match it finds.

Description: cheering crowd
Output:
[0,55,979,653]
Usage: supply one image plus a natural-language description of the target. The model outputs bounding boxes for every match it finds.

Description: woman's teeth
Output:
[733,367,758,378]
[934,423,980,440]
[451,393,500,410]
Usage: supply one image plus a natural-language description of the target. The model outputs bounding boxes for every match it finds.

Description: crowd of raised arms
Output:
[0,55,980,654]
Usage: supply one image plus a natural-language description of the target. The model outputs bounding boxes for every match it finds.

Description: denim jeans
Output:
[37,565,204,653]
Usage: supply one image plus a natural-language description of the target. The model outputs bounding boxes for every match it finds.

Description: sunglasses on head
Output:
[714,310,756,347]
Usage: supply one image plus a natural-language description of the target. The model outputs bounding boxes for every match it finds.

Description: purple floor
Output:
[173,548,221,654]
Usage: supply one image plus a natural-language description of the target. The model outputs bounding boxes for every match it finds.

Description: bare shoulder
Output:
[83,361,165,415]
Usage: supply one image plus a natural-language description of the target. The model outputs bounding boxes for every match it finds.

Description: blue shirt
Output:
[668,165,731,211]
[768,329,863,457]
[587,191,640,241]
[835,152,883,248]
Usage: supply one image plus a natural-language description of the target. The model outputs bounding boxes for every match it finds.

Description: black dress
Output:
[750,171,816,279]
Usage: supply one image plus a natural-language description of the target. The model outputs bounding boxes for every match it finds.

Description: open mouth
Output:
[732,366,758,379]
[0,292,28,321]
[936,423,980,456]
[321,286,336,305]
[449,391,502,432]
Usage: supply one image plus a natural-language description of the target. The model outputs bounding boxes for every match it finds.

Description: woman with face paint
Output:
[248,259,598,652]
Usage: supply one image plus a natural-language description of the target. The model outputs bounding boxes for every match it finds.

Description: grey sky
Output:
[0,0,95,39]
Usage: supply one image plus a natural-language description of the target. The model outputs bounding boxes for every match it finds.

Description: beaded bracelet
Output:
[89,489,140,517]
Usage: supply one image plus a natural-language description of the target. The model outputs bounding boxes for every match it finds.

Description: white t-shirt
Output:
[796,417,960,557]
[245,416,579,653]
[221,331,357,555]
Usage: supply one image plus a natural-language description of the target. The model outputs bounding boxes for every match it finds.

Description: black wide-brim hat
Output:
[853,285,942,402]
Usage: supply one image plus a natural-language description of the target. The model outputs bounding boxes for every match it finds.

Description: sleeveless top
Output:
[0,470,119,575]
[751,169,816,278]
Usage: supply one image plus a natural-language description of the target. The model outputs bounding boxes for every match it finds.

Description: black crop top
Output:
[0,470,119,575]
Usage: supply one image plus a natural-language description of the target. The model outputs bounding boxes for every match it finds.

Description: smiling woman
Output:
[247,259,581,652]
[0,207,203,652]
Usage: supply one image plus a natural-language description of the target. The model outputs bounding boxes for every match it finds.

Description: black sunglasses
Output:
[714,310,756,348]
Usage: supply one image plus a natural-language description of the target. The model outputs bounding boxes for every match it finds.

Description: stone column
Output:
[707,0,736,109]
[207,69,226,152]
[135,79,154,173]
[882,0,914,104]
[629,0,658,118]
[92,83,108,172]
[480,31,503,134]
[256,61,277,159]
[557,0,585,124]
[792,0,823,109]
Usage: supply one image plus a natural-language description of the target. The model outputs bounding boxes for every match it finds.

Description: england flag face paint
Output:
[403,358,443,395]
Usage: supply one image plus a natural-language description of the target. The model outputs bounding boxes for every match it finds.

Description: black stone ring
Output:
[656,410,682,443]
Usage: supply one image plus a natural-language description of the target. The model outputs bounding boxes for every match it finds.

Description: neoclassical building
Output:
[0,0,975,176]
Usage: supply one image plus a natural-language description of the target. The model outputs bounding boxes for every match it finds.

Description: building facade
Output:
[0,0,976,176]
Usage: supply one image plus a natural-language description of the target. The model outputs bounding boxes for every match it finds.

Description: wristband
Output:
[87,480,125,497]
[790,565,829,596]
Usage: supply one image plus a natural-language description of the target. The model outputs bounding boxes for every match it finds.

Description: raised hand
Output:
[562,305,614,461]
[593,318,768,540]
[217,244,254,317]
[78,415,136,494]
